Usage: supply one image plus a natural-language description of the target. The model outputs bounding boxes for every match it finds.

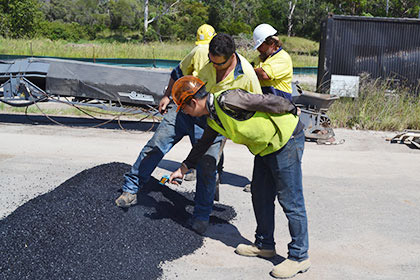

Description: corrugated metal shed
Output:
[317,15,420,93]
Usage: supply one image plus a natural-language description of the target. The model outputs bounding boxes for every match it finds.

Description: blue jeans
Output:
[251,130,309,261]
[123,106,224,221]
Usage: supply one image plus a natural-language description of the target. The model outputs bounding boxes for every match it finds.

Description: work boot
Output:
[235,244,276,258]
[271,259,311,279]
[188,218,209,235]
[115,192,137,208]
[184,169,196,181]
[243,183,251,192]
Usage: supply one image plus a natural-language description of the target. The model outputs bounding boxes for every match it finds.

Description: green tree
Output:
[156,0,208,41]
[42,0,76,22]
[109,0,140,32]
[1,0,44,38]
[204,0,258,35]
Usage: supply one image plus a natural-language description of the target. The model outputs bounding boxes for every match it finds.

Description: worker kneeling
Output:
[169,76,310,279]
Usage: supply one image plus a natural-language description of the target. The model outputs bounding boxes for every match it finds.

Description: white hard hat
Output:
[253,23,277,50]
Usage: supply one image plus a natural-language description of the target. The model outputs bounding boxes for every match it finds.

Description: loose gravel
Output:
[0,162,236,280]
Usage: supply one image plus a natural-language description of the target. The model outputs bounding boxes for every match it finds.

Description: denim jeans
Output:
[251,130,309,261]
[123,106,224,221]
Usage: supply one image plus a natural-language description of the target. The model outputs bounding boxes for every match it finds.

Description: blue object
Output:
[159,175,170,185]
[122,106,224,221]
[159,175,182,185]
[251,130,309,261]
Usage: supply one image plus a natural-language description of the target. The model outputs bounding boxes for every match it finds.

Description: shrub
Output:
[37,21,88,41]
[329,77,420,131]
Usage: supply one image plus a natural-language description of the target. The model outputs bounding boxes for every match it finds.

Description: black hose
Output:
[0,96,48,107]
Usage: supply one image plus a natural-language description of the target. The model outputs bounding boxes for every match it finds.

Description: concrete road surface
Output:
[1,116,419,280]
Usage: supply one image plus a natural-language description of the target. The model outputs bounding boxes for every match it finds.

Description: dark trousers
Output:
[251,130,309,261]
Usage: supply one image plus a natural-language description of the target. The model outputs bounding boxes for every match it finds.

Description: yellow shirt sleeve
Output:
[179,45,209,77]
[260,50,293,81]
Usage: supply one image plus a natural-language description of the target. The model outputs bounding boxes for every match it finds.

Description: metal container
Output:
[317,15,420,94]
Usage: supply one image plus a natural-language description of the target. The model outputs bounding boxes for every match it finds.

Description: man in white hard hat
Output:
[252,23,293,100]
[243,24,295,194]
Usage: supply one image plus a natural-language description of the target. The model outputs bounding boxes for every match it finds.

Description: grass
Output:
[328,78,420,131]
[8,36,418,132]
[0,38,193,60]
[0,36,319,67]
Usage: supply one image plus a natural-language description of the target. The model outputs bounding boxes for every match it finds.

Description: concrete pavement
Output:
[1,119,419,279]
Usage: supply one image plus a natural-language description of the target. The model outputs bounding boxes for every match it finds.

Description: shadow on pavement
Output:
[0,162,247,280]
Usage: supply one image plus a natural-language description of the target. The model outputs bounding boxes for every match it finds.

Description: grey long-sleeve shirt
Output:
[182,89,297,169]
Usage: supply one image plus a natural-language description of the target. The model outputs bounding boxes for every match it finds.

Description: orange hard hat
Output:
[172,76,206,112]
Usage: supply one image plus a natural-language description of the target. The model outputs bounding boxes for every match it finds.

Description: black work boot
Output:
[188,218,209,235]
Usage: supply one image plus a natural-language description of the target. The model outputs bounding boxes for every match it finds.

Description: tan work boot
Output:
[271,259,311,279]
[235,244,276,258]
[115,192,137,208]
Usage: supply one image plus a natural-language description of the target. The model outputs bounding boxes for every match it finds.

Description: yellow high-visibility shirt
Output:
[198,53,262,94]
[254,48,293,99]
[171,44,209,80]
[208,89,299,156]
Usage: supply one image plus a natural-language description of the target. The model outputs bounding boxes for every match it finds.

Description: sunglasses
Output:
[208,54,230,66]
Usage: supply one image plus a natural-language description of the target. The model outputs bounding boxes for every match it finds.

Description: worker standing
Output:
[159,23,216,181]
[115,31,262,235]
[243,23,295,192]
[253,23,293,100]
[169,76,310,279]
[159,24,215,115]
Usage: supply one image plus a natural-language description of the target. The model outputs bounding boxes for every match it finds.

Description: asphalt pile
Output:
[0,162,236,280]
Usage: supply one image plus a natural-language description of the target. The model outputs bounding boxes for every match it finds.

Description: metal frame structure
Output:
[388,130,420,149]
[1,57,340,142]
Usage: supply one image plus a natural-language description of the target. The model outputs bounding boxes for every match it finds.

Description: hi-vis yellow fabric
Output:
[255,49,293,94]
[207,90,298,156]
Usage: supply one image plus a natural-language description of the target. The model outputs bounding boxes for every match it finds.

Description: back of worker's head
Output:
[209,33,236,60]
[196,24,216,45]
[172,76,208,112]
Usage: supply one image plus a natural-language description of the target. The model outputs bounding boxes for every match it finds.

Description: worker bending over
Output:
[169,76,310,279]
[115,24,216,232]
[116,32,261,235]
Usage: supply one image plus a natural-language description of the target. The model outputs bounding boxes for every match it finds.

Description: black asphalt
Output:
[0,162,236,280]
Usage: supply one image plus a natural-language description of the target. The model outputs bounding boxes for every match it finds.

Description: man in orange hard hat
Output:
[116,31,262,235]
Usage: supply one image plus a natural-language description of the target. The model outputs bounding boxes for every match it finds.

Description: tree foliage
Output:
[0,0,419,41]
[0,0,44,38]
